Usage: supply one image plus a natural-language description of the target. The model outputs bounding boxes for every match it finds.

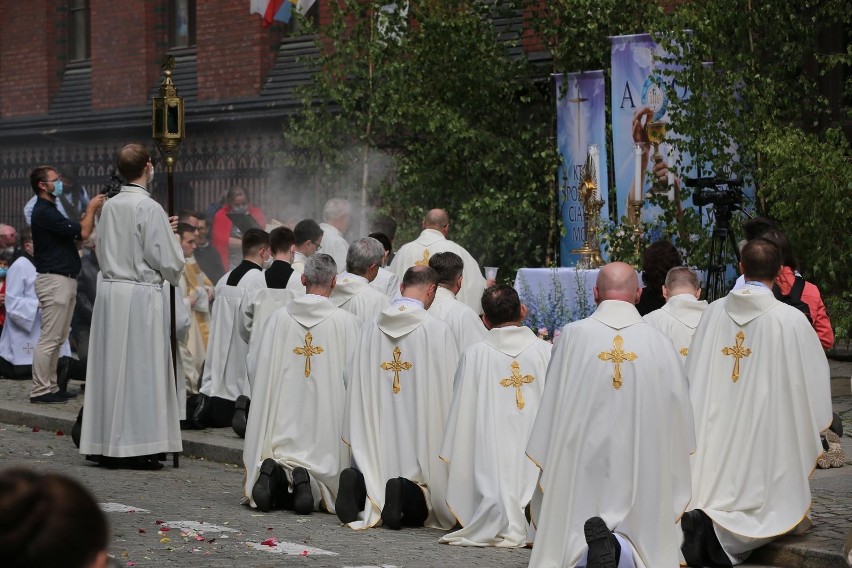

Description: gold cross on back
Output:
[414,249,431,266]
[721,330,752,382]
[293,331,324,377]
[597,334,637,390]
[380,346,413,394]
[500,361,536,410]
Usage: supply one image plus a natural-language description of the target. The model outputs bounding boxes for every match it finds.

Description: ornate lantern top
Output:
[152,55,185,158]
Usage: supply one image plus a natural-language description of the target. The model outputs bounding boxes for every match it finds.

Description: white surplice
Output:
[370,266,400,298]
[527,300,695,568]
[199,268,265,401]
[240,288,302,387]
[343,299,460,530]
[428,286,487,353]
[389,229,486,314]
[685,286,832,562]
[243,295,360,511]
[80,185,185,457]
[642,294,708,361]
[329,272,389,323]
[318,223,349,272]
[286,251,308,295]
[0,255,70,366]
[439,325,551,547]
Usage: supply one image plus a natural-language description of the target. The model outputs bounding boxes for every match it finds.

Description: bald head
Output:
[422,209,450,235]
[594,262,640,304]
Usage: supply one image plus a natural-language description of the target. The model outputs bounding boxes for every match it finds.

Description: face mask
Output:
[0,268,7,278]
[263,255,274,270]
[231,205,248,214]
[51,179,64,197]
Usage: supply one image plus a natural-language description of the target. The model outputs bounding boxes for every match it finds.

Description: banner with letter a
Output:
[555,70,608,266]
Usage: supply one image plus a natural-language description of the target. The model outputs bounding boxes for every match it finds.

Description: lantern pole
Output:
[152,55,186,468]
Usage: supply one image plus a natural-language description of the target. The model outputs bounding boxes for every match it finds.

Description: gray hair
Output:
[665,266,700,292]
[323,197,351,222]
[346,237,385,276]
[304,253,337,287]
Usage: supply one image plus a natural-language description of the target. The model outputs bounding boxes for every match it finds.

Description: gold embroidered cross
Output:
[380,346,412,394]
[293,331,323,377]
[679,347,689,357]
[721,331,751,382]
[597,335,637,390]
[500,361,535,410]
[414,249,430,266]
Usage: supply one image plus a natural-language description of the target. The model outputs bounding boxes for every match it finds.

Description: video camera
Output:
[686,177,744,209]
[101,170,124,199]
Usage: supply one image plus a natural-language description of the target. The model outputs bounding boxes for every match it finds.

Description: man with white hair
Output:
[319,197,351,272]
[642,266,708,360]
[330,238,389,323]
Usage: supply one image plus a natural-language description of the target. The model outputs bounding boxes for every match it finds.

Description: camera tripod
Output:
[704,205,740,303]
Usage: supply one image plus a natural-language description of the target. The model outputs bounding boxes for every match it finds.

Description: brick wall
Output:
[0,0,58,118]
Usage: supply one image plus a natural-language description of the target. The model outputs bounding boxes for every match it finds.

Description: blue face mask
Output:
[0,268,7,278]
[51,179,64,197]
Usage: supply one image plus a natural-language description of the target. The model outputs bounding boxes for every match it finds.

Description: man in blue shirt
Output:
[29,165,104,404]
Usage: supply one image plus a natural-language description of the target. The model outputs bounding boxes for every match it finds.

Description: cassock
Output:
[243,295,360,511]
[389,229,486,313]
[0,255,71,368]
[178,257,213,395]
[439,325,551,547]
[642,294,708,361]
[80,185,185,458]
[527,300,695,568]
[685,286,832,563]
[318,223,349,272]
[343,298,460,530]
[264,259,294,289]
[199,263,266,403]
[428,287,487,353]
[370,266,400,298]
[329,272,389,323]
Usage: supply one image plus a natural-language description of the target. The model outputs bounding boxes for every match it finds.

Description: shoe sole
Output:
[680,510,706,567]
[253,458,283,512]
[335,468,365,524]
[291,467,314,515]
[232,411,247,439]
[382,478,403,530]
[584,516,617,568]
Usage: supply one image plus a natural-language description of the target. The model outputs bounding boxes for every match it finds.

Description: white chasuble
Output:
[329,272,389,323]
[0,255,70,365]
[244,295,360,511]
[389,229,487,314]
[429,287,487,353]
[643,294,708,360]
[527,300,695,568]
[343,300,460,530]
[199,269,265,401]
[439,325,551,547]
[80,186,185,457]
[318,223,349,272]
[371,266,400,299]
[685,287,832,556]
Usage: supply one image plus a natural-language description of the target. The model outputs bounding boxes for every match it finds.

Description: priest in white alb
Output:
[244,254,360,515]
[329,237,389,323]
[336,266,460,530]
[427,252,487,352]
[195,229,270,428]
[389,209,486,313]
[680,239,833,567]
[80,144,185,470]
[318,198,350,272]
[642,266,707,361]
[439,284,550,548]
[527,262,695,568]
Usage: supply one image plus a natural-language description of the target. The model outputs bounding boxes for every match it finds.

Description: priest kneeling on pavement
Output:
[642,266,708,361]
[244,254,360,515]
[680,238,833,567]
[336,265,459,530]
[438,284,551,547]
[527,262,695,568]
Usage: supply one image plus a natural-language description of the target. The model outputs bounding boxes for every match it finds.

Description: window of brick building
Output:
[68,0,90,62]
[169,0,196,49]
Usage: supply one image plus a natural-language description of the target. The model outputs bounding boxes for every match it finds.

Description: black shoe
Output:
[681,509,709,567]
[55,389,77,399]
[192,393,212,428]
[252,458,286,512]
[98,455,163,471]
[71,407,84,448]
[291,467,314,515]
[232,395,250,439]
[584,516,620,568]
[30,392,67,404]
[336,467,367,523]
[382,478,404,530]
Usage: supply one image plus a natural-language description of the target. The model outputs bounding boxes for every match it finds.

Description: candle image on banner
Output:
[555,71,609,266]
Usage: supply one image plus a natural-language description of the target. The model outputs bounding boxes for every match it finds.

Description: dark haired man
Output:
[286,219,323,295]
[29,165,104,404]
[265,226,296,288]
[79,144,184,470]
[439,285,551,547]
[681,239,833,567]
[428,252,486,352]
[367,231,400,298]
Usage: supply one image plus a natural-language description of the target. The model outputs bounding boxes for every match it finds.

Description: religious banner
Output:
[555,71,609,266]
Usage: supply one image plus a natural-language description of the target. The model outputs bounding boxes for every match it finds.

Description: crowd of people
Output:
[0,148,844,568]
